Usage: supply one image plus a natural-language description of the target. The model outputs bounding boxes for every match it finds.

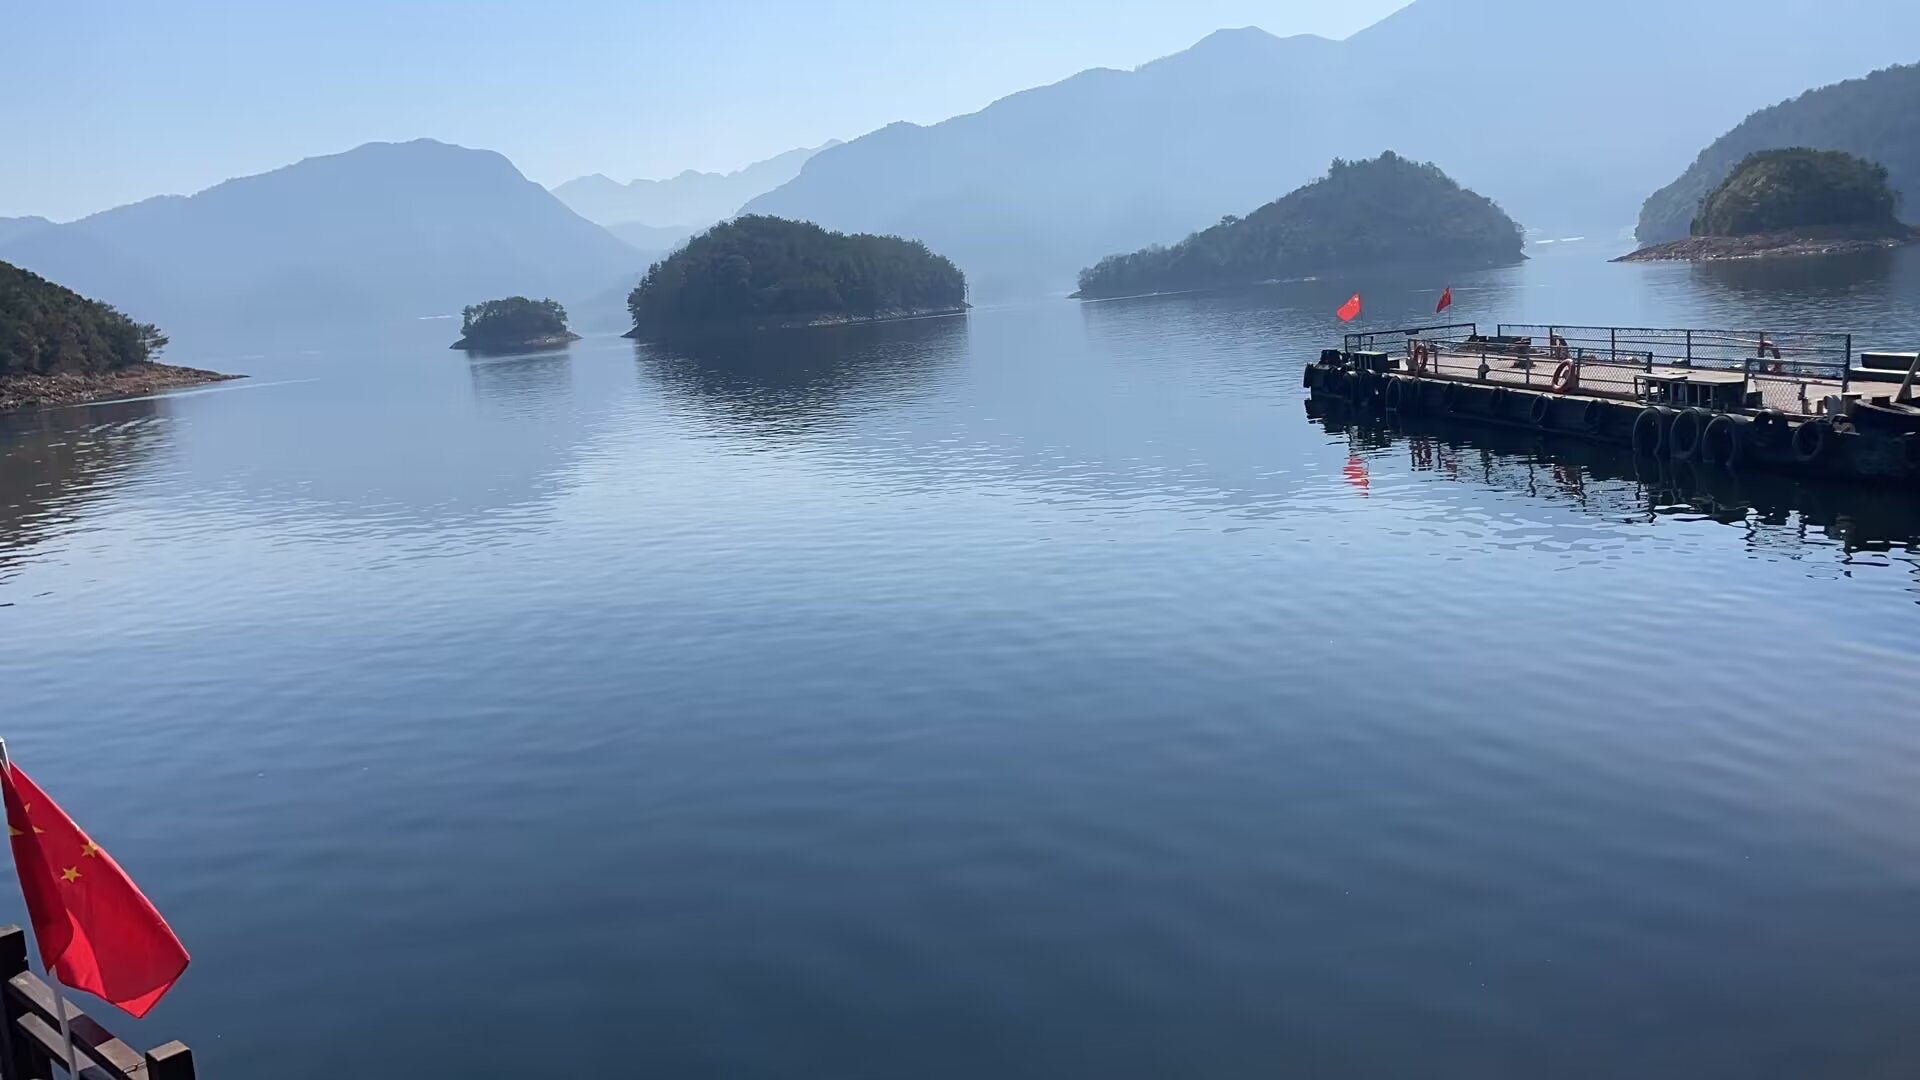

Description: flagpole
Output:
[53,981,80,1078]
[0,740,83,1079]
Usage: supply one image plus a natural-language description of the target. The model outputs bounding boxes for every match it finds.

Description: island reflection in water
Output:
[0,397,170,587]
[633,313,972,433]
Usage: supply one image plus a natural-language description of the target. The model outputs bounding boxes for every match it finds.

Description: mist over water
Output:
[3,249,1920,1078]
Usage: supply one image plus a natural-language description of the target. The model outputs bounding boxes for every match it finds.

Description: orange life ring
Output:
[1409,343,1431,375]
[1550,359,1577,394]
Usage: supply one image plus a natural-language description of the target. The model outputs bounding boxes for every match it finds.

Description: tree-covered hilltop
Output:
[1,258,168,378]
[452,296,579,351]
[625,215,967,336]
[1691,149,1904,237]
[1637,63,1920,245]
[1073,153,1523,299]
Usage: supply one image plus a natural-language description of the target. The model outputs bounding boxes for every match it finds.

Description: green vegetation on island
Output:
[2,258,168,377]
[624,215,967,338]
[1637,63,1920,245]
[1072,153,1524,300]
[452,296,580,352]
[1620,148,1914,262]
[1691,149,1902,237]
[1,259,233,410]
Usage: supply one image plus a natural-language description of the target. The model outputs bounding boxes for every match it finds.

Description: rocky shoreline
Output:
[0,362,242,413]
[623,305,969,339]
[451,331,582,353]
[1615,225,1919,263]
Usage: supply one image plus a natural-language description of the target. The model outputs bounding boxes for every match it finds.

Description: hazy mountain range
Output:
[8,0,1917,328]
[1637,62,1920,244]
[551,142,841,228]
[0,140,642,325]
[747,0,1920,292]
[0,217,52,245]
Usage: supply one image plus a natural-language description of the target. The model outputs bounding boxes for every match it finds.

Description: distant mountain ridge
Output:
[746,0,1920,294]
[0,139,641,325]
[552,142,841,228]
[0,217,52,244]
[1636,63,1920,245]
[603,222,696,263]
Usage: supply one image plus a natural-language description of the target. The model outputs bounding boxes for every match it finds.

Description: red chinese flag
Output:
[1337,293,1363,323]
[1436,286,1454,314]
[3,761,189,1018]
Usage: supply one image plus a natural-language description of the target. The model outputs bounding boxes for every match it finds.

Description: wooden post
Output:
[0,928,41,1080]
[143,1042,194,1080]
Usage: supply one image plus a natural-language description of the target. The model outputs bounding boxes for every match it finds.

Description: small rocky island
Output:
[452,296,581,352]
[624,214,968,338]
[1619,148,1916,262]
[1,259,236,411]
[1072,152,1525,300]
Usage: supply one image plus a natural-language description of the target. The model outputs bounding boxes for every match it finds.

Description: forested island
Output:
[1,259,234,411]
[451,296,580,352]
[624,215,967,338]
[1636,63,1919,246]
[1072,152,1524,300]
[1620,148,1914,262]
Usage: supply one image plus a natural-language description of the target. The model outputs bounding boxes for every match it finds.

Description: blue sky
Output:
[7,0,1409,222]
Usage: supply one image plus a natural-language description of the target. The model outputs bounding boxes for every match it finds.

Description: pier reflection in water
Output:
[1309,395,1920,569]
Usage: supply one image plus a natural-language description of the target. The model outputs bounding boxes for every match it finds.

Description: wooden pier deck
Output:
[0,927,193,1080]
[1309,321,1920,485]
[1417,348,1843,416]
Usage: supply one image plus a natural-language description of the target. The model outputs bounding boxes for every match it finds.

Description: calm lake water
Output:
[5,245,1920,1078]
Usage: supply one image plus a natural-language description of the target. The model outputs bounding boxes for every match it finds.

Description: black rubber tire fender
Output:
[1529,393,1554,428]
[1752,409,1790,445]
[1441,381,1462,413]
[1631,407,1673,456]
[1581,398,1607,432]
[1701,414,1746,468]
[1668,408,1710,460]
[1792,418,1833,464]
[1384,377,1404,411]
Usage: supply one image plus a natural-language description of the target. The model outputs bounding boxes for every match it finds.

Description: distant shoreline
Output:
[1615,225,1919,263]
[451,331,582,353]
[1070,255,1526,301]
[623,305,970,339]
[0,361,242,413]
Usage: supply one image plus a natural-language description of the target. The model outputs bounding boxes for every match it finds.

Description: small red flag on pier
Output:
[1436,286,1454,314]
[1337,293,1363,323]
[3,758,189,1018]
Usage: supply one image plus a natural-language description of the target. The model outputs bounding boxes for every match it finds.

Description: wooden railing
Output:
[0,927,193,1080]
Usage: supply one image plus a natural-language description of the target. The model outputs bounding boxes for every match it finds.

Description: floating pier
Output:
[1304,323,1920,483]
[0,928,193,1080]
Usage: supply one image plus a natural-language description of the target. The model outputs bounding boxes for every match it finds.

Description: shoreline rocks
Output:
[0,361,242,413]
[621,306,968,340]
[1615,225,1919,263]
[450,331,582,353]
